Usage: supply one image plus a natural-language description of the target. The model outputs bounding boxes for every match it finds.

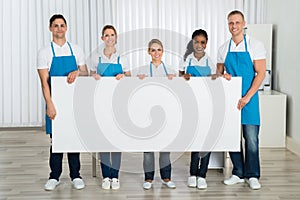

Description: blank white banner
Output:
[52,77,241,152]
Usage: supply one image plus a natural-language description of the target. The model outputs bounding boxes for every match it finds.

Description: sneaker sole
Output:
[250,186,261,190]
[245,179,261,190]
[163,185,176,189]
[74,185,85,190]
[44,182,60,191]
[188,185,197,188]
[161,181,176,189]
[44,188,56,191]
[143,185,152,190]
[224,179,245,185]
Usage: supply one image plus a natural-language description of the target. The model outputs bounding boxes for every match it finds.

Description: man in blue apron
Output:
[216,10,266,190]
[37,14,88,191]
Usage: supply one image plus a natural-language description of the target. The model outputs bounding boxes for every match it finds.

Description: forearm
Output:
[244,72,265,99]
[38,69,53,106]
[244,59,266,99]
[67,65,88,84]
[216,63,225,75]
[41,83,54,107]
[124,71,131,77]
[90,70,96,76]
[78,65,88,76]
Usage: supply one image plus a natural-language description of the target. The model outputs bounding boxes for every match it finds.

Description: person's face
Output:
[49,18,67,39]
[227,14,245,37]
[193,35,207,54]
[101,28,117,47]
[148,43,163,62]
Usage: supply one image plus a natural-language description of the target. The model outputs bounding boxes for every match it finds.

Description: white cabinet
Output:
[259,90,287,147]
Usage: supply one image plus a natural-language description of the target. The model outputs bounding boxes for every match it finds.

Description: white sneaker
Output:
[44,179,60,191]
[161,180,176,189]
[187,176,197,187]
[197,177,207,189]
[111,178,120,190]
[143,181,152,190]
[72,178,85,190]
[246,178,261,190]
[224,175,245,185]
[102,177,111,190]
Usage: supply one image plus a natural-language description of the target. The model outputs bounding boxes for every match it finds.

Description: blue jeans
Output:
[229,124,260,179]
[99,152,121,179]
[49,146,81,181]
[189,152,211,178]
[143,152,171,181]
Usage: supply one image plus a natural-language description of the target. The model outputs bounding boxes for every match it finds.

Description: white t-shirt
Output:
[217,34,266,64]
[89,46,130,72]
[179,53,216,74]
[137,62,176,77]
[37,42,85,70]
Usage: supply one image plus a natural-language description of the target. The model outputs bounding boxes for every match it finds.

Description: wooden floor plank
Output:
[0,130,299,200]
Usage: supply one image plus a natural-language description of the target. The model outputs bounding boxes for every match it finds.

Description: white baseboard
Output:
[286,136,300,156]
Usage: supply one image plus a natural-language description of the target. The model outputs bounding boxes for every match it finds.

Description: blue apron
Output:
[150,61,168,77]
[97,56,123,76]
[186,57,211,76]
[224,35,260,125]
[45,42,78,134]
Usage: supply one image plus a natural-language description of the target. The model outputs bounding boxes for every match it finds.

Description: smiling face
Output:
[49,18,67,40]
[101,28,117,47]
[192,35,207,54]
[148,42,163,63]
[227,13,246,37]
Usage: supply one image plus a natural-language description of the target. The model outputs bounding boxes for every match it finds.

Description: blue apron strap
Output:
[99,57,101,64]
[150,62,153,77]
[243,35,248,52]
[50,42,56,57]
[188,58,192,67]
[162,61,168,76]
[117,56,120,64]
[67,42,74,55]
[206,58,208,66]
[150,62,168,77]
[228,39,232,52]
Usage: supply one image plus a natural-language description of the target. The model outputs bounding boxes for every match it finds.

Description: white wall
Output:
[264,0,300,143]
[0,0,266,127]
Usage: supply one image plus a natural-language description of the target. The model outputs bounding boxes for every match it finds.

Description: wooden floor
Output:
[0,129,300,200]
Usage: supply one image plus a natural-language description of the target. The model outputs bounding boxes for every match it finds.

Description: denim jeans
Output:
[143,152,171,181]
[99,152,121,179]
[189,152,211,178]
[49,146,81,181]
[229,124,260,179]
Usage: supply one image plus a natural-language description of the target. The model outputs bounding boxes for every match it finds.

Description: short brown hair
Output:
[227,10,245,21]
[49,14,67,26]
[101,25,117,37]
